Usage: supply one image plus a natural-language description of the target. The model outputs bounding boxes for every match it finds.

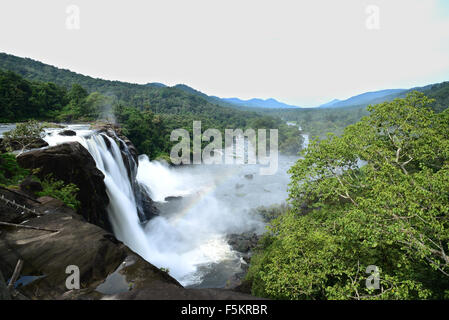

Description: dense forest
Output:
[2,52,449,300]
[247,92,449,299]
[249,81,449,139]
[0,65,303,159]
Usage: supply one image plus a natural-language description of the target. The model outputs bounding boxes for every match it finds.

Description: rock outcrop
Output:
[0,270,11,300]
[225,232,261,292]
[58,129,76,136]
[0,193,260,300]
[19,176,43,198]
[0,197,179,299]
[16,142,111,231]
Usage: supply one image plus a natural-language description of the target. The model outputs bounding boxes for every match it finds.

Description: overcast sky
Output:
[1,0,449,106]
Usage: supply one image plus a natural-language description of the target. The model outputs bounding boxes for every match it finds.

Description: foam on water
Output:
[42,126,298,287]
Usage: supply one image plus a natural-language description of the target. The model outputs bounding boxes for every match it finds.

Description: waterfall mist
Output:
[43,125,298,287]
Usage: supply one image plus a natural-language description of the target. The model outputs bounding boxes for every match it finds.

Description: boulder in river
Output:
[58,129,76,136]
[227,232,260,253]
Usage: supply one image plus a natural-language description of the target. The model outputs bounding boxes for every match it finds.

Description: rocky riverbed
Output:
[0,124,262,300]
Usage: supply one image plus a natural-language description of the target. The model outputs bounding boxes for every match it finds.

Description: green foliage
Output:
[0,68,304,156]
[251,82,449,140]
[1,120,45,154]
[160,267,170,274]
[0,153,29,186]
[37,175,81,210]
[248,92,449,300]
[257,105,370,139]
[252,203,289,222]
[0,70,67,122]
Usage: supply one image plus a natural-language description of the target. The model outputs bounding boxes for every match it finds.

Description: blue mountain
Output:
[319,89,407,108]
[222,97,300,109]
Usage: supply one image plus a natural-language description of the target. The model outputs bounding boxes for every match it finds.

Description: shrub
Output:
[37,175,80,210]
[0,153,29,186]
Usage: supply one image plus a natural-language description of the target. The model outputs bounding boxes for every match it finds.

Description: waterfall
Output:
[44,129,153,260]
[43,125,280,287]
[44,128,242,286]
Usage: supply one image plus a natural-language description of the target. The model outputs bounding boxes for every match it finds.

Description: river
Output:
[1,123,309,288]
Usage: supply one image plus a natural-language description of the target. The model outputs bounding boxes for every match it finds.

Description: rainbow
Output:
[169,165,244,224]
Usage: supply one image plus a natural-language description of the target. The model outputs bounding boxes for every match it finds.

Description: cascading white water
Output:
[44,129,153,261]
[43,125,296,287]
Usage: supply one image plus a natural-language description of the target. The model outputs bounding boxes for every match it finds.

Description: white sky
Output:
[1,0,449,106]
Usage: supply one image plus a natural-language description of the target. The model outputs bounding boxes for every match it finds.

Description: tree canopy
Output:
[247,92,449,299]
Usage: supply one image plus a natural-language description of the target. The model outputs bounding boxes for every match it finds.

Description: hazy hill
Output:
[222,97,301,109]
[318,89,407,109]
[0,52,270,129]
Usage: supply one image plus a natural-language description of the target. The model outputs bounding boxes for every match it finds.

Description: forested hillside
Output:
[247,92,449,299]
[253,81,449,139]
[0,54,303,158]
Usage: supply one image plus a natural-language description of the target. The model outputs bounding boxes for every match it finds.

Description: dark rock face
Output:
[0,201,180,300]
[225,232,261,291]
[0,196,259,300]
[110,281,264,300]
[16,142,111,231]
[227,232,260,253]
[0,270,11,300]
[19,176,43,198]
[135,183,158,222]
[58,130,76,136]
[0,187,41,223]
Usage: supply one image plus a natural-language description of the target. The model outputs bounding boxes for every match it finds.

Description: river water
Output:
[2,123,308,288]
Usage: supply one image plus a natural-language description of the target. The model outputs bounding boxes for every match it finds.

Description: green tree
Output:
[1,120,45,155]
[247,92,449,300]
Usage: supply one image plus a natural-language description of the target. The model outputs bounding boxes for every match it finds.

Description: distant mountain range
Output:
[172,84,413,110]
[0,52,447,112]
[221,97,300,109]
[318,89,407,109]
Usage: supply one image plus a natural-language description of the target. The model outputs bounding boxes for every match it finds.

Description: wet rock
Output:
[0,270,11,300]
[107,281,264,300]
[156,196,185,218]
[31,138,49,149]
[58,130,76,136]
[16,142,111,231]
[227,232,260,253]
[19,177,43,198]
[135,183,158,223]
[0,194,263,300]
[164,196,183,202]
[225,232,261,294]
[0,187,40,224]
[0,202,180,300]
